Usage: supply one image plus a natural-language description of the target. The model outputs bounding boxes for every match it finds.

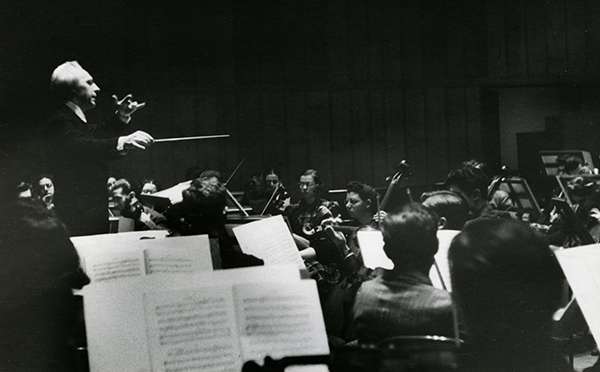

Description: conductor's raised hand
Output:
[119,130,154,151]
[113,94,146,120]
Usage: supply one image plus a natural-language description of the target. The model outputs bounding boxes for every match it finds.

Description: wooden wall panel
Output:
[504,2,527,78]
[261,92,287,171]
[585,0,600,75]
[326,0,350,83]
[383,90,406,179]
[306,92,333,186]
[236,92,264,184]
[447,88,469,168]
[486,1,508,78]
[425,88,449,184]
[370,90,392,187]
[403,89,427,186]
[330,91,354,185]
[380,1,402,80]
[347,0,370,82]
[565,0,586,75]
[401,1,423,80]
[547,0,568,76]
[526,0,549,77]
[351,90,373,183]
[285,92,309,189]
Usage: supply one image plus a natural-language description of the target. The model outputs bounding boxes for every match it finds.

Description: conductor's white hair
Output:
[50,61,85,100]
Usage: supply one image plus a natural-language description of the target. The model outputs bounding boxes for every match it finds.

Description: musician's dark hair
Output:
[181,178,227,227]
[564,155,585,173]
[300,169,323,194]
[421,190,470,230]
[347,181,379,214]
[449,218,563,348]
[199,169,222,182]
[381,203,439,272]
[444,165,489,197]
[265,168,282,181]
[242,172,267,204]
[110,178,133,195]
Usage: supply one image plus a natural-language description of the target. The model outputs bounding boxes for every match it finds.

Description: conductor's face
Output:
[73,69,100,111]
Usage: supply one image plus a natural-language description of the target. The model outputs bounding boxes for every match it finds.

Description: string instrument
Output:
[260,184,291,216]
[378,160,411,215]
[486,165,509,200]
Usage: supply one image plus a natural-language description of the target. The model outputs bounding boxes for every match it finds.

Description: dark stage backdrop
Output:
[2,0,600,198]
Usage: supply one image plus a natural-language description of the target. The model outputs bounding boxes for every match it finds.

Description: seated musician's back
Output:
[352,203,454,344]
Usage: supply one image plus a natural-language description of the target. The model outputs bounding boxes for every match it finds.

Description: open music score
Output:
[81,265,324,372]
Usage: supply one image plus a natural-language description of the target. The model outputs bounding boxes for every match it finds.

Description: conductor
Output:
[44,61,154,236]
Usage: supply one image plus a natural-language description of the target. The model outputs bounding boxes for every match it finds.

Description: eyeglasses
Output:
[298,182,316,188]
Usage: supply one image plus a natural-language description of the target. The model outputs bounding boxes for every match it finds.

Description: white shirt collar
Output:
[64,101,87,123]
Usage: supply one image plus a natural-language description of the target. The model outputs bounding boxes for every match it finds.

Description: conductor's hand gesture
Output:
[118,130,154,151]
[113,94,146,122]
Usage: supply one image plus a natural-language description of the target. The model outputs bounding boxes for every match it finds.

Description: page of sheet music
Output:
[356,230,394,270]
[429,230,460,292]
[143,244,213,275]
[234,280,329,363]
[82,265,302,372]
[80,235,213,284]
[233,215,305,269]
[555,244,600,345]
[84,250,144,283]
[144,287,242,372]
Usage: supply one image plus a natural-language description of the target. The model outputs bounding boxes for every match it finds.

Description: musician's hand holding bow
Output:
[373,210,387,224]
[113,94,146,123]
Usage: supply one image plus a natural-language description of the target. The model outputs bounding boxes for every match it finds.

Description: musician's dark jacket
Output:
[0,199,90,371]
[44,103,128,236]
[352,264,454,344]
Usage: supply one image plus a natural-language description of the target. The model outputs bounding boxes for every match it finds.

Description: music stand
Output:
[540,150,594,176]
[554,175,600,207]
[550,198,596,246]
[490,177,542,222]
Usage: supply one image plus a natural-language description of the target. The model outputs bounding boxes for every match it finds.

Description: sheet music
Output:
[234,280,329,363]
[82,235,213,284]
[356,230,394,270]
[85,251,144,283]
[82,265,302,372]
[152,180,192,205]
[143,242,213,275]
[429,230,460,292]
[233,215,305,269]
[144,287,242,372]
[555,244,600,345]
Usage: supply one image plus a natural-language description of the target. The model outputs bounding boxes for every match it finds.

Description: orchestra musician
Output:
[285,169,341,260]
[262,168,291,215]
[44,61,154,236]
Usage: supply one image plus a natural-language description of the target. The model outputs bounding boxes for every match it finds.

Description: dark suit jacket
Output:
[352,265,455,345]
[44,103,128,236]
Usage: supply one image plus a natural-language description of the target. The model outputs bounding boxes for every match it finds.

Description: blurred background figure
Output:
[34,174,55,209]
[141,179,158,194]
